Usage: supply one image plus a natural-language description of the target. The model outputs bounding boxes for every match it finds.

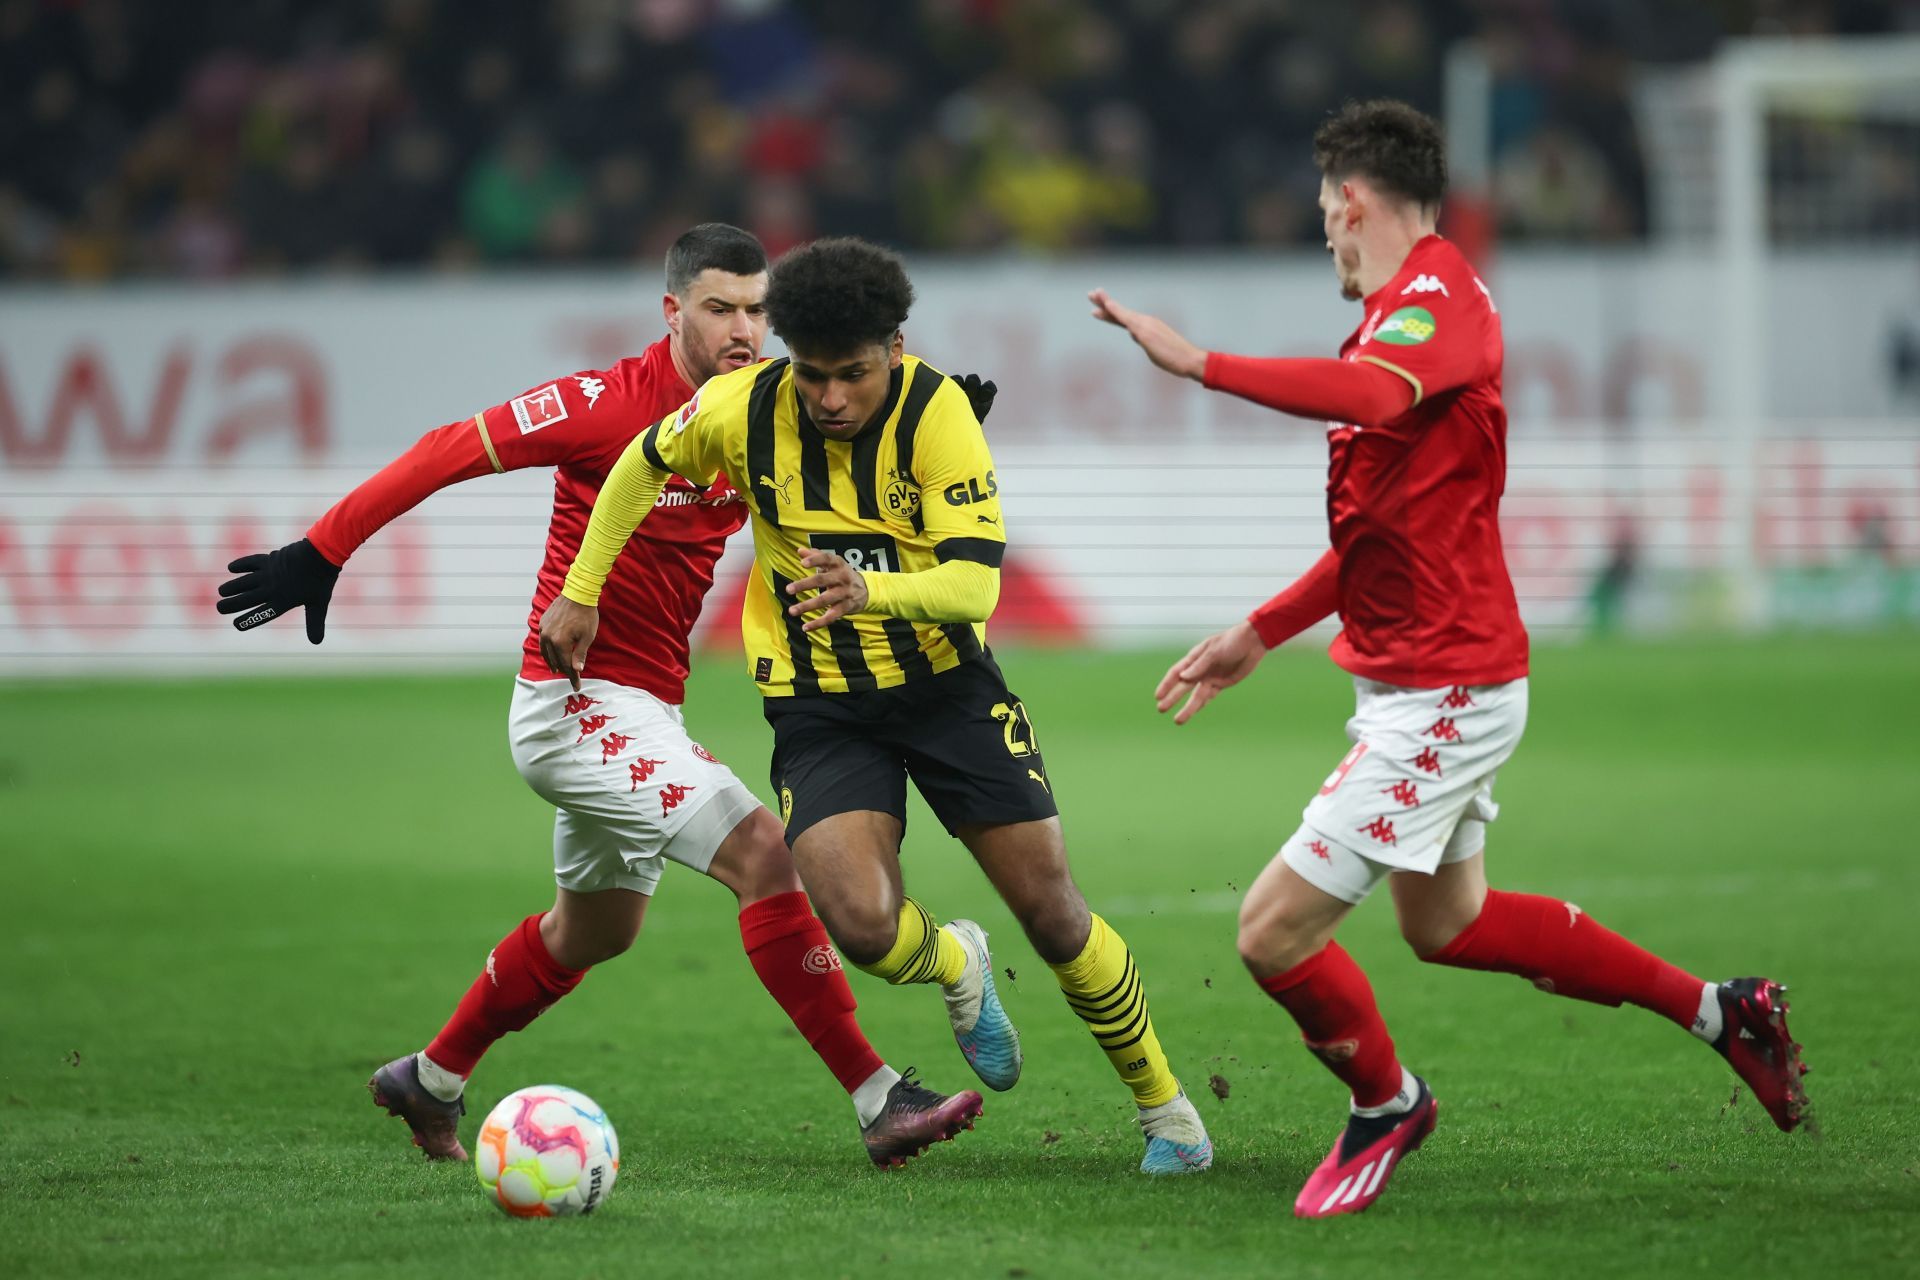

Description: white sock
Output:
[1136,1088,1190,1120]
[415,1051,466,1103]
[1351,1065,1420,1119]
[1689,982,1724,1043]
[852,1065,902,1128]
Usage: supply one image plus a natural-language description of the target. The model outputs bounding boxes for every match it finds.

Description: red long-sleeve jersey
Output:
[1206,235,1529,688]
[307,336,744,704]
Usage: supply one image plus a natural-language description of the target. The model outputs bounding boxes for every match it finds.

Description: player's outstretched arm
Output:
[1155,550,1341,725]
[215,416,501,642]
[1090,288,1414,428]
[1088,289,1206,381]
[216,539,342,644]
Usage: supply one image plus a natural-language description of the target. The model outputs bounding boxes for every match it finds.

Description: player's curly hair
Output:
[764,237,915,356]
[1313,100,1447,211]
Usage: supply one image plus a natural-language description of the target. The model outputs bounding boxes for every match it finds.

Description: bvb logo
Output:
[883,468,920,520]
[779,785,794,825]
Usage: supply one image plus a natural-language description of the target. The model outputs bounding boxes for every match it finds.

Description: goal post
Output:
[1712,36,1920,624]
[1444,33,1920,631]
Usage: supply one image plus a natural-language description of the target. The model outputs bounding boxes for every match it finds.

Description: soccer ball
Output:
[474,1085,620,1217]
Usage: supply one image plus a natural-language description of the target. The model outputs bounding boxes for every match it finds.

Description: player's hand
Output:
[786,547,867,633]
[1087,288,1207,382]
[216,538,342,644]
[1155,620,1267,725]
[539,596,600,692]
[955,373,998,423]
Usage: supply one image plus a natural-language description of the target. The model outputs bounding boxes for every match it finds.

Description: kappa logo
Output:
[1308,839,1332,862]
[628,757,665,791]
[599,732,633,763]
[802,944,843,975]
[1437,685,1476,710]
[485,949,499,987]
[1424,717,1463,743]
[1357,816,1399,846]
[576,712,614,741]
[1411,747,1443,776]
[564,693,600,716]
[658,782,695,816]
[1565,902,1583,927]
[510,383,568,434]
[1383,780,1421,808]
[1400,273,1450,297]
[575,375,606,409]
[759,473,796,505]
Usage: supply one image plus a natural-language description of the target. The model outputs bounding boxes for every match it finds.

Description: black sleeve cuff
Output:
[934,537,1005,567]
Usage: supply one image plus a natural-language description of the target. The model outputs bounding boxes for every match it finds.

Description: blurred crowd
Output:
[1,0,1914,280]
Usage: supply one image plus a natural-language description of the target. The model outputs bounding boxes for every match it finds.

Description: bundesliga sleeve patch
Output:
[671,388,701,434]
[1372,306,1437,346]
[510,384,569,434]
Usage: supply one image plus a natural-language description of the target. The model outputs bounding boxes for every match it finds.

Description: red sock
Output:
[1257,943,1403,1108]
[425,913,587,1077]
[1427,890,1703,1027]
[739,891,885,1094]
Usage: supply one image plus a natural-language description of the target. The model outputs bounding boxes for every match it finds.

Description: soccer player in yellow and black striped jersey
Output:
[541,237,1212,1175]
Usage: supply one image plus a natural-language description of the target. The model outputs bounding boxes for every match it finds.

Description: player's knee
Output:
[824,902,900,968]
[1012,896,1091,966]
[721,808,804,905]
[1236,898,1317,978]
[1400,915,1466,960]
[546,915,638,968]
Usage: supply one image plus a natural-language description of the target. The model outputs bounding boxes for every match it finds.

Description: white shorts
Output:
[1281,676,1529,905]
[508,677,762,896]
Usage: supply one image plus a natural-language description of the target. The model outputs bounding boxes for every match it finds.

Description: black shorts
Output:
[763,652,1059,842]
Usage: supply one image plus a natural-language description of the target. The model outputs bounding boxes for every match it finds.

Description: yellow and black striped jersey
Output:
[641,354,1005,696]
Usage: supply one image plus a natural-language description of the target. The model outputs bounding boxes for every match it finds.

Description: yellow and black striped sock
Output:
[851,897,967,987]
[1050,913,1181,1108]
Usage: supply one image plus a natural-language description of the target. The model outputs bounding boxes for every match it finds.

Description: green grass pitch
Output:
[3,636,1916,1278]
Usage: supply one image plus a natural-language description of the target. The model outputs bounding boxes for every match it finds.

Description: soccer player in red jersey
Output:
[217,224,986,1169]
[1090,102,1810,1216]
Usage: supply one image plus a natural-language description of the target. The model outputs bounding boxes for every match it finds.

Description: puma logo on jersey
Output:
[1401,274,1450,297]
[759,473,796,505]
[575,375,605,408]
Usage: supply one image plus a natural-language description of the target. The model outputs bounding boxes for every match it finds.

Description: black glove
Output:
[955,373,998,423]
[216,538,342,644]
